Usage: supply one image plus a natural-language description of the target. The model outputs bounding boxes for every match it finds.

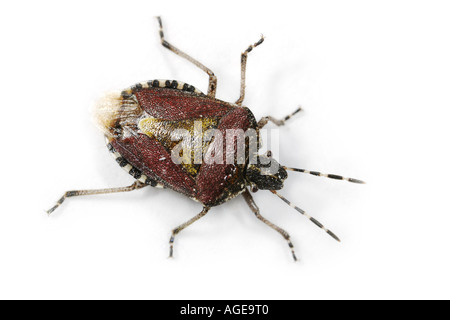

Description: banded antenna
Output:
[270,190,340,242]
[283,167,365,184]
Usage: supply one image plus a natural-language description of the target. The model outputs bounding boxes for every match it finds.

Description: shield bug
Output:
[47,17,364,261]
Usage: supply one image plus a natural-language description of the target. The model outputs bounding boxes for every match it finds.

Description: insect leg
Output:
[235,36,265,106]
[169,206,211,258]
[257,107,302,128]
[47,181,146,215]
[156,17,217,98]
[242,189,297,261]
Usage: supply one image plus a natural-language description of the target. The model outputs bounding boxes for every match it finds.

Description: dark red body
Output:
[109,81,258,207]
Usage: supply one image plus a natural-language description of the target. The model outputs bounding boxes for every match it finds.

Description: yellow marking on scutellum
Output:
[138,116,220,177]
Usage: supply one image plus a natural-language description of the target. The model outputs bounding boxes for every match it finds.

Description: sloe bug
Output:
[47,17,364,261]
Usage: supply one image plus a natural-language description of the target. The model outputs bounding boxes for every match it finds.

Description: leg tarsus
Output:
[242,189,298,261]
[156,17,217,97]
[168,235,175,258]
[168,207,210,258]
[47,181,146,215]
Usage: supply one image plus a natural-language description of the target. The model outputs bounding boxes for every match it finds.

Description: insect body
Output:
[47,17,364,261]
[99,81,258,207]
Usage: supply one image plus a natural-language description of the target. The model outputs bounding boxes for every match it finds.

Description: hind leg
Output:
[157,17,217,97]
[47,181,146,214]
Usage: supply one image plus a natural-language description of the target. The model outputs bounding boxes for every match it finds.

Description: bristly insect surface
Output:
[47,17,364,261]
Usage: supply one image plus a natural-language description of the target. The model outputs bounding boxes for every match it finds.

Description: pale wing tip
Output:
[91,91,123,137]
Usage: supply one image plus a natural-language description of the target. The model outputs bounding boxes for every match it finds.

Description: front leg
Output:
[242,189,297,261]
[257,107,302,129]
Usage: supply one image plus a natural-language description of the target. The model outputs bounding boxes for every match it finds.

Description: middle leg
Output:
[235,36,265,106]
[169,206,211,258]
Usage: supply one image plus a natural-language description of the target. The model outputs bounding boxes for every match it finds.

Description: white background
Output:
[1,0,449,300]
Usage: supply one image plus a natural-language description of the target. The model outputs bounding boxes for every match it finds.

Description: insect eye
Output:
[251,185,259,193]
